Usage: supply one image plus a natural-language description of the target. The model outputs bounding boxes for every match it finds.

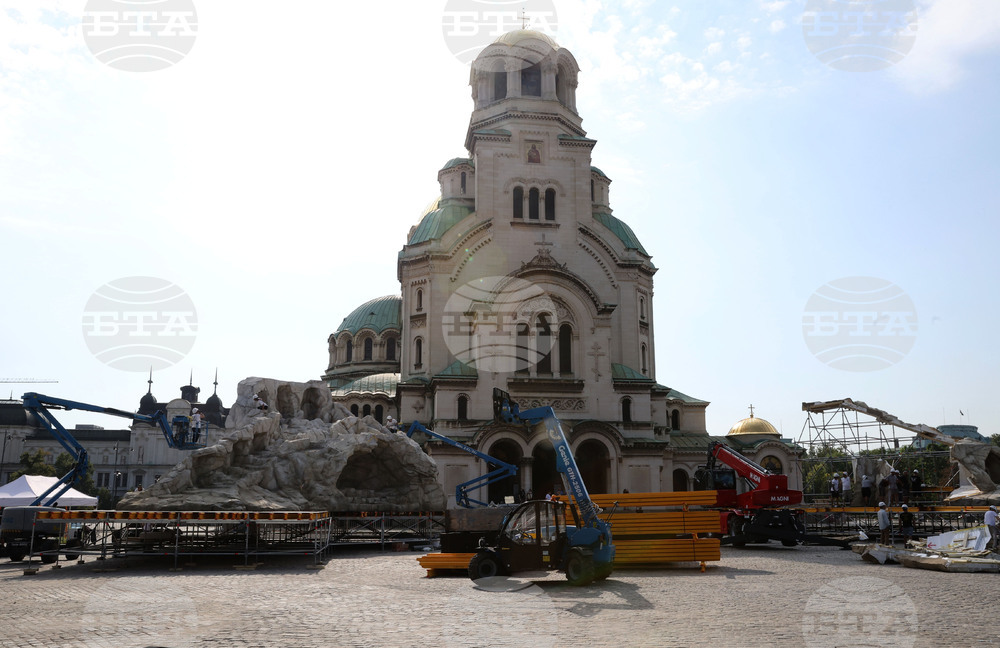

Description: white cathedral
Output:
[321,30,803,507]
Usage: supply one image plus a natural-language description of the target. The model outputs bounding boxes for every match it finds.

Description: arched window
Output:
[364,338,373,361]
[386,337,396,361]
[544,189,555,220]
[513,187,524,218]
[362,404,371,417]
[375,404,384,424]
[345,340,353,363]
[528,188,540,220]
[558,324,572,374]
[673,469,689,492]
[416,289,423,311]
[457,395,468,421]
[460,171,466,195]
[350,404,359,416]
[536,314,551,374]
[515,323,529,373]
[590,179,595,201]
[521,63,541,96]
[640,297,646,320]
[493,70,507,101]
[414,338,423,368]
[671,409,680,431]
[622,397,632,423]
[641,343,647,375]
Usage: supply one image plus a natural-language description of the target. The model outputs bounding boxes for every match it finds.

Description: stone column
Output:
[521,457,534,496]
[506,59,522,97]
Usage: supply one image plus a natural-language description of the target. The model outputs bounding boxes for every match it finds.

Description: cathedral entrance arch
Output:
[577,439,610,494]
[531,441,557,497]
[486,439,522,504]
[673,468,689,492]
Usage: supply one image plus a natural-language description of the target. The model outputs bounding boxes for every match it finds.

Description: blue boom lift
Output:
[466,388,616,585]
[404,421,518,508]
[19,392,201,507]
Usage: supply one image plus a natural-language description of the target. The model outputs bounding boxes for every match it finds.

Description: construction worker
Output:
[986,505,998,552]
[191,407,203,443]
[899,504,915,546]
[830,472,841,506]
[840,472,852,506]
[877,502,891,545]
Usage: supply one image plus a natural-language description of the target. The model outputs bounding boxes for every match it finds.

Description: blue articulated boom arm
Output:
[21,392,193,506]
[405,420,517,508]
[492,388,612,541]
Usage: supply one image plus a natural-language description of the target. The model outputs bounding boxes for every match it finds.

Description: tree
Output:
[991,433,1000,447]
[54,452,97,495]
[11,450,56,480]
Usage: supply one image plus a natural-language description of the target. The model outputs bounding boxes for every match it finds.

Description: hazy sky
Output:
[2,1,998,443]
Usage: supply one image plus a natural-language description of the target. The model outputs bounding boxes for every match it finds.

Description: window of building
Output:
[528,188,540,220]
[590,179,595,201]
[414,338,423,368]
[416,289,423,311]
[558,324,572,374]
[364,338,373,361]
[375,404,384,424]
[386,337,396,361]
[350,404,359,416]
[641,343,647,375]
[671,409,680,430]
[460,172,466,194]
[544,189,555,220]
[521,63,541,96]
[493,70,507,101]
[622,397,632,423]
[133,474,143,490]
[515,323,529,373]
[457,395,468,421]
[536,314,551,374]
[640,297,646,320]
[345,340,353,363]
[97,472,110,488]
[363,404,371,417]
[513,186,524,218]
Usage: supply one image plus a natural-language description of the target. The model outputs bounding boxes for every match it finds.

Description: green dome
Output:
[593,212,649,256]
[330,373,400,397]
[408,201,474,245]
[442,157,474,171]
[336,296,401,335]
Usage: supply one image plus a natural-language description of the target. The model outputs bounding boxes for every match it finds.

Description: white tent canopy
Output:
[0,474,98,507]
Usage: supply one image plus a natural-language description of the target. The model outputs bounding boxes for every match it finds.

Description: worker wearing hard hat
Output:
[877,502,891,545]
[986,505,998,552]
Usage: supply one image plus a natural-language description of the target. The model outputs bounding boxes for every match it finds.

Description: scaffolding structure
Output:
[797,399,958,503]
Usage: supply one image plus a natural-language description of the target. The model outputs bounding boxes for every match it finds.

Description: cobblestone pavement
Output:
[1,545,998,648]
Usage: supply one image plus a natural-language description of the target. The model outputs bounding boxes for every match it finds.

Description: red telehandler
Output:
[695,441,848,548]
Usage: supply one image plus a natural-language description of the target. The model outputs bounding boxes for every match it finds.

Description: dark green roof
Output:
[330,373,400,397]
[442,157,474,170]
[660,387,708,405]
[590,165,608,178]
[472,128,511,137]
[611,363,653,382]
[593,212,649,256]
[435,360,478,379]
[408,202,474,245]
[336,296,401,335]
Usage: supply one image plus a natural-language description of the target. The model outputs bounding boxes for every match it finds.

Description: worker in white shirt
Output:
[985,505,998,552]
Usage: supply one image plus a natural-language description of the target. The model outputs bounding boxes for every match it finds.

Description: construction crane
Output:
[465,388,616,585]
[403,421,517,508]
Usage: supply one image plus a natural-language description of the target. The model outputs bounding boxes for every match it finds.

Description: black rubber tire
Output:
[468,552,503,581]
[594,562,614,581]
[565,550,595,586]
[8,552,25,562]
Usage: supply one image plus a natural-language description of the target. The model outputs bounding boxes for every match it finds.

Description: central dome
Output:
[491,29,560,49]
[728,414,780,437]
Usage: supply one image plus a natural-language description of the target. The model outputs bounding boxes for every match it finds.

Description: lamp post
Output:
[0,433,12,483]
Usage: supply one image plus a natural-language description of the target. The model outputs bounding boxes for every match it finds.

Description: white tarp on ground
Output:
[0,475,98,507]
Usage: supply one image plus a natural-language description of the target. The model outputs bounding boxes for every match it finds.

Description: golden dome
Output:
[727,414,780,437]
